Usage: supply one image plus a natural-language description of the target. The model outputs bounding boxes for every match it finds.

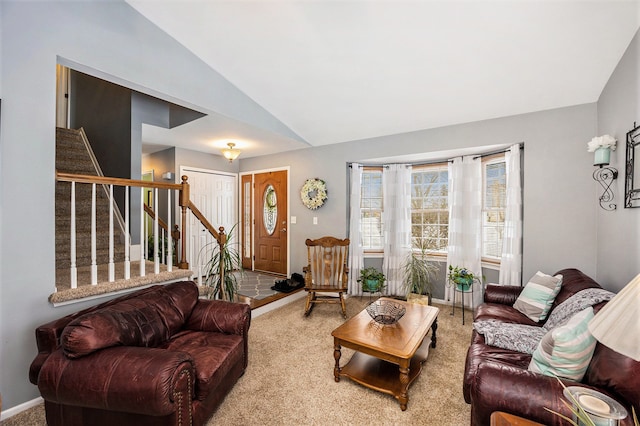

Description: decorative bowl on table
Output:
[366,300,406,325]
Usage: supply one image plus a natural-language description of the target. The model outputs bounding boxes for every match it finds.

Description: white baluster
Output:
[108,184,115,282]
[70,181,77,289]
[91,183,97,285]
[139,187,145,277]
[124,186,130,280]
[161,229,165,266]
[167,189,173,272]
[154,188,160,274]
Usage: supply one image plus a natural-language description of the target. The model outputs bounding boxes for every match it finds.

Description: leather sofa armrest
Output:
[186,299,251,369]
[186,299,251,336]
[37,346,194,417]
[483,284,523,305]
[470,361,612,426]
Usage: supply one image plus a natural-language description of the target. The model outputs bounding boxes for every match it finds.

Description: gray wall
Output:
[0,1,295,409]
[0,0,635,413]
[240,104,599,286]
[596,28,640,291]
[70,70,133,181]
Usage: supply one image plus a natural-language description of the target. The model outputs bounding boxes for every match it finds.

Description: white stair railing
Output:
[58,173,191,294]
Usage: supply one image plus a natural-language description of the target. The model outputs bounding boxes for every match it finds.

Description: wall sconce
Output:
[221,142,241,163]
[588,135,618,211]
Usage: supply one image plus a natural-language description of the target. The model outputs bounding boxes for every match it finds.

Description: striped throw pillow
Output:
[513,272,563,322]
[528,307,597,381]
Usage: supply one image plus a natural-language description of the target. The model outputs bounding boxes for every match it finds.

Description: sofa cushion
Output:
[513,272,563,322]
[528,307,596,381]
[61,281,199,358]
[162,330,245,401]
[474,303,539,325]
[551,268,603,309]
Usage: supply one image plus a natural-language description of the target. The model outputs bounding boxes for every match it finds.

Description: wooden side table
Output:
[490,412,545,426]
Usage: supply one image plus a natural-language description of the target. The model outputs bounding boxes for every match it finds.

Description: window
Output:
[357,154,508,260]
[360,168,383,250]
[411,165,448,253]
[482,159,506,259]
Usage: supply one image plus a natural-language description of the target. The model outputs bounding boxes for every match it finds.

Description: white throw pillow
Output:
[528,307,597,381]
[513,272,563,322]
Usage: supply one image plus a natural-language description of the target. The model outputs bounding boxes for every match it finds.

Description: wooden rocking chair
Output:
[302,236,350,318]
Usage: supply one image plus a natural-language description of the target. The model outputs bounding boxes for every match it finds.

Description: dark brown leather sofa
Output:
[29,281,251,426]
[463,268,640,426]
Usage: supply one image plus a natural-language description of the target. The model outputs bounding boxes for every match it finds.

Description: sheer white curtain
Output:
[499,144,523,286]
[446,156,483,308]
[382,164,412,296]
[348,163,364,295]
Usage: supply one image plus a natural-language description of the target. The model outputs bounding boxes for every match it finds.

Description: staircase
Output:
[53,128,193,303]
[55,127,126,270]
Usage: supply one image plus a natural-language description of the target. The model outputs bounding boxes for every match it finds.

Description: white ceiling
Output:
[128,0,640,159]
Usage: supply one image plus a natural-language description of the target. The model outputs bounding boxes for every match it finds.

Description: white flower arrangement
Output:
[300,178,328,210]
[587,135,617,152]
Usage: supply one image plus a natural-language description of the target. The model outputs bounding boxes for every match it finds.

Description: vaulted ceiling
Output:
[128,1,640,158]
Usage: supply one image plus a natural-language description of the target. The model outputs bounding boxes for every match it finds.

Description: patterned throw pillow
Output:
[528,307,597,381]
[513,272,563,322]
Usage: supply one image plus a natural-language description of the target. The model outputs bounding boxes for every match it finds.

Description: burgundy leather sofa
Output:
[463,268,640,426]
[29,281,251,426]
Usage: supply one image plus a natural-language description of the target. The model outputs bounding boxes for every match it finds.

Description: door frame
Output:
[239,166,290,276]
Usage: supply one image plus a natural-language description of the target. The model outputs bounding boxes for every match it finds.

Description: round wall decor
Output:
[300,178,328,210]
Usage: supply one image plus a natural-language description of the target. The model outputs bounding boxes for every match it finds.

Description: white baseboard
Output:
[0,396,43,421]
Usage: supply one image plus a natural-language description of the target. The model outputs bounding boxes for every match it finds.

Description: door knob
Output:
[281,228,287,233]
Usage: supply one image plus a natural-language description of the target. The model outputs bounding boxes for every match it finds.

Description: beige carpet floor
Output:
[2,297,473,426]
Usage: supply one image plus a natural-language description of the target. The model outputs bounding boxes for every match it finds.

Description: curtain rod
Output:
[348,142,524,168]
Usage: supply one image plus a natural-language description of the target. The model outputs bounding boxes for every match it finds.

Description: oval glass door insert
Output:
[263,184,277,235]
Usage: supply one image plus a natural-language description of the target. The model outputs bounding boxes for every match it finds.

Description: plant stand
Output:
[450,284,473,325]
[360,288,381,304]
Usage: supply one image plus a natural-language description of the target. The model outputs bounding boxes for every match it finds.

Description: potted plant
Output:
[448,265,478,291]
[201,225,242,301]
[402,242,439,305]
[358,267,386,293]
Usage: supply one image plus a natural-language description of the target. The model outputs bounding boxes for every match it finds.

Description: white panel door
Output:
[181,167,237,277]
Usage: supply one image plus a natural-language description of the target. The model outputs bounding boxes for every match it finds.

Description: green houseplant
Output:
[201,225,242,301]
[358,267,386,293]
[402,243,439,305]
[447,265,478,291]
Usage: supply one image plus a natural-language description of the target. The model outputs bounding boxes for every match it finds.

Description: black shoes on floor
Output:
[271,273,305,293]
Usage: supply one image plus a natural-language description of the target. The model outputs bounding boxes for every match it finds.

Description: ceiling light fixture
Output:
[221,142,241,163]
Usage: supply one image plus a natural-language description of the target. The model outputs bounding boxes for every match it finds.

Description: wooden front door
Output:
[253,170,288,275]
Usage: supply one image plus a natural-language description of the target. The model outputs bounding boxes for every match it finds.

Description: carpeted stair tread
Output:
[55,127,127,271]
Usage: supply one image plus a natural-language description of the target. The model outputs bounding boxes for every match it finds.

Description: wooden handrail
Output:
[186,200,225,243]
[143,204,169,233]
[56,171,182,190]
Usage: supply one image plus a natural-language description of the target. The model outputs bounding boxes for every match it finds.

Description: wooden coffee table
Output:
[331,298,439,410]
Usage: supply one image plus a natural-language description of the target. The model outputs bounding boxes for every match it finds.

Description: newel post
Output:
[178,175,190,269]
[218,226,227,299]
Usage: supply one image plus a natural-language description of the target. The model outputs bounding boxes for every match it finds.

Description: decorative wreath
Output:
[300,178,328,210]
[265,187,277,211]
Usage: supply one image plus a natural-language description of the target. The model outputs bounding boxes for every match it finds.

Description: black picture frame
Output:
[625,124,640,208]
